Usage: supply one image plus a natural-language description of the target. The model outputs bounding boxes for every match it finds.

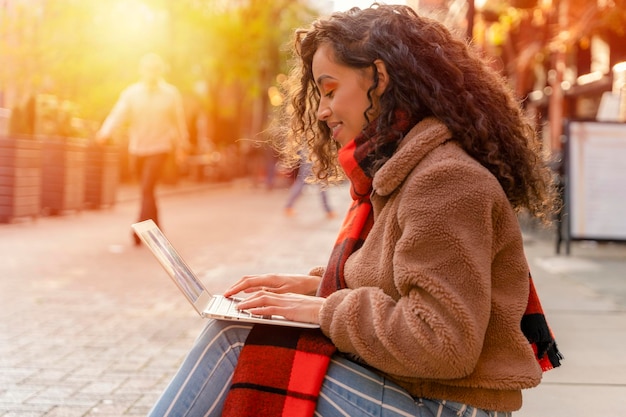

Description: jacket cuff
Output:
[319,289,350,338]
[308,266,325,277]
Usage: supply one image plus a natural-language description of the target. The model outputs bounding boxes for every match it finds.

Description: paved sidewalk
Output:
[0,179,625,416]
[516,226,626,416]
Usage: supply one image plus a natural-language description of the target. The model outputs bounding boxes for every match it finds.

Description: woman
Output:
[149,4,561,417]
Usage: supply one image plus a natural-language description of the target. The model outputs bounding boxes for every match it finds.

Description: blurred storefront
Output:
[414,0,626,153]
[471,0,626,152]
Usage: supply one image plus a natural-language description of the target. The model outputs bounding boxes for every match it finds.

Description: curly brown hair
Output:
[281,3,558,222]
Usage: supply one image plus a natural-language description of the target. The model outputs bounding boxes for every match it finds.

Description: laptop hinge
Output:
[195,291,213,316]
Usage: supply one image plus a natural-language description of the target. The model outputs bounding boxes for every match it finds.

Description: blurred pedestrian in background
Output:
[96,52,189,245]
[284,150,336,219]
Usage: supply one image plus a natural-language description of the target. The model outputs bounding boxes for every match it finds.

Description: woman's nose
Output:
[317,102,331,121]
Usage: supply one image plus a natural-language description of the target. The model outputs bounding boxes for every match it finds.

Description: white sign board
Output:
[568,121,626,240]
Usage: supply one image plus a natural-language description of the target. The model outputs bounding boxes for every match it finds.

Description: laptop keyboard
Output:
[212,296,266,319]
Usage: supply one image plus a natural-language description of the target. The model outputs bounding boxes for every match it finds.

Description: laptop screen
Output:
[138,225,205,303]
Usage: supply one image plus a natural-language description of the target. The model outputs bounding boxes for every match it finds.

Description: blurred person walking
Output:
[96,53,189,245]
[284,150,336,218]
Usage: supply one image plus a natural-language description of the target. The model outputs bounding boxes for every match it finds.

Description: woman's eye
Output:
[324,90,334,98]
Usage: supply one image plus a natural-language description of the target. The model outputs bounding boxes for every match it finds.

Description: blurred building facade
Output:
[411,0,626,154]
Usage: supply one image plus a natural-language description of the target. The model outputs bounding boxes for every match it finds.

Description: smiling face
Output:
[312,44,387,147]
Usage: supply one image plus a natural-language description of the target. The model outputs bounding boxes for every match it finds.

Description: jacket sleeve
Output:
[319,159,515,380]
[98,89,131,140]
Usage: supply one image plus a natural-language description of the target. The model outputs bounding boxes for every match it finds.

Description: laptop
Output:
[131,219,319,329]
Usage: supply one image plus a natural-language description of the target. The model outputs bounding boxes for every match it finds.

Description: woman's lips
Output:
[329,122,341,139]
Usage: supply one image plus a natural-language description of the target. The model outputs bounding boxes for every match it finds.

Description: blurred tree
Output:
[166,0,318,147]
[0,0,317,144]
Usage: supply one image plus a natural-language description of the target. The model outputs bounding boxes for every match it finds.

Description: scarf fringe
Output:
[521,312,563,371]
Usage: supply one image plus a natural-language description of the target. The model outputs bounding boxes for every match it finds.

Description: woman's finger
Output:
[238,292,322,324]
[224,275,276,296]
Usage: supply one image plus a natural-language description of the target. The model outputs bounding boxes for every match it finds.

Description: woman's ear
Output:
[373,59,389,95]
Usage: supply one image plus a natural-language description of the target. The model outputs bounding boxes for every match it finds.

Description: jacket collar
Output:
[373,117,452,197]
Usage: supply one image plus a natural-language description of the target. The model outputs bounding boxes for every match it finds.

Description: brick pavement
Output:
[0,180,349,416]
[0,179,625,416]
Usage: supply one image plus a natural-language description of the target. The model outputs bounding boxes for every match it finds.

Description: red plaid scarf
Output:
[222,117,561,416]
[523,275,563,371]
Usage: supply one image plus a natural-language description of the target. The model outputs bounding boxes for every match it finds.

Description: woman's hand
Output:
[236,291,324,324]
[223,273,321,298]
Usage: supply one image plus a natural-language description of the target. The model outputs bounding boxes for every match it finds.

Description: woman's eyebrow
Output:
[316,74,336,87]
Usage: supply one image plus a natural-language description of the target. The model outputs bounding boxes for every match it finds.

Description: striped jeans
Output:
[148,320,512,417]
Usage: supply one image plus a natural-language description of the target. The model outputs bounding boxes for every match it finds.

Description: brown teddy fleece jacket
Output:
[318,118,543,412]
